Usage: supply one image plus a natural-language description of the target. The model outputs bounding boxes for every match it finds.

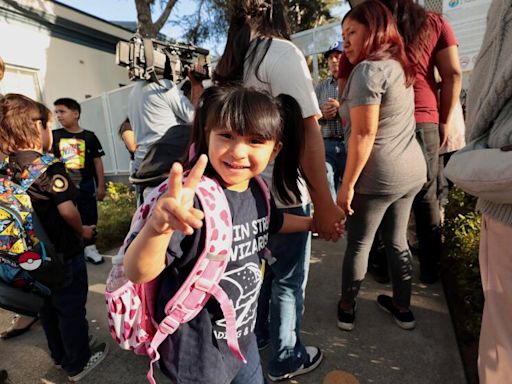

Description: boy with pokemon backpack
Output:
[0,94,108,382]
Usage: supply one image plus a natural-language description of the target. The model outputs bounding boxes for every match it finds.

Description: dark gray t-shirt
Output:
[340,59,426,194]
[155,180,283,384]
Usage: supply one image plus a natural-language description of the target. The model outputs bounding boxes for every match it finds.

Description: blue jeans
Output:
[231,336,266,384]
[39,253,91,374]
[324,139,346,201]
[255,205,312,377]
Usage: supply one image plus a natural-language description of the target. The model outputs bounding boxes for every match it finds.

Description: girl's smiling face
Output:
[208,128,281,192]
[342,18,369,64]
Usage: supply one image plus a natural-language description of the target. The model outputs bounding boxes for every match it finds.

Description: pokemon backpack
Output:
[105,175,270,384]
[0,154,64,315]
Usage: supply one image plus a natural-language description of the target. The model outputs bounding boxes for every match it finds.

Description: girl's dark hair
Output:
[273,93,310,203]
[378,0,432,66]
[186,86,308,204]
[213,0,291,86]
[0,93,48,154]
[342,0,415,86]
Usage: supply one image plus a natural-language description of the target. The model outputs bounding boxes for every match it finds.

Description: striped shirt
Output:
[315,77,343,139]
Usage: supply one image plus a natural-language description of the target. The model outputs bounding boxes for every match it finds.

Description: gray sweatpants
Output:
[341,184,422,308]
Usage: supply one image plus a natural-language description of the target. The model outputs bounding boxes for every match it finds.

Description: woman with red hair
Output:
[336,0,426,331]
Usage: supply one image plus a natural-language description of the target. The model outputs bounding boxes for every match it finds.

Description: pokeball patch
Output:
[18,251,42,271]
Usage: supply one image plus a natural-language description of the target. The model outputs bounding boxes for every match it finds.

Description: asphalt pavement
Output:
[0,238,466,383]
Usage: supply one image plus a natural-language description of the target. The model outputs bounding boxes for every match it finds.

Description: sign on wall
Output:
[443,0,492,72]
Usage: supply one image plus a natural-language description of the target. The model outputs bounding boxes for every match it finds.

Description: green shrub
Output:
[96,182,136,253]
[442,187,483,337]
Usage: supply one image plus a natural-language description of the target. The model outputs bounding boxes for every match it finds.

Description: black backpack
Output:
[129,124,190,187]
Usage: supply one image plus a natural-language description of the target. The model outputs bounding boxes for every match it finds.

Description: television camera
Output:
[116,34,211,84]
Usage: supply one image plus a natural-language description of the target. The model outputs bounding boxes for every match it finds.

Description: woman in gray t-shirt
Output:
[336,0,427,332]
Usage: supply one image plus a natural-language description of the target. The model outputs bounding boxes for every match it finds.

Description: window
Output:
[1,65,42,101]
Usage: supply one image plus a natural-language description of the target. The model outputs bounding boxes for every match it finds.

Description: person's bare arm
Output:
[121,130,136,154]
[302,116,345,240]
[93,157,106,201]
[280,213,312,233]
[436,45,462,148]
[337,105,379,215]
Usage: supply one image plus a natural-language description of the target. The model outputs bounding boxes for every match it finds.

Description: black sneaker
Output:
[377,295,416,330]
[267,346,323,381]
[68,342,109,382]
[337,301,356,331]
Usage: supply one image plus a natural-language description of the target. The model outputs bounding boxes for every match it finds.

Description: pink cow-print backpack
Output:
[105,175,269,384]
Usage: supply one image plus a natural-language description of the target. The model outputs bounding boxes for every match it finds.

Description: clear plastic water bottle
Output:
[106,264,129,292]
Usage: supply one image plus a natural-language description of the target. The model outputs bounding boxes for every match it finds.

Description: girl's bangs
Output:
[206,89,281,140]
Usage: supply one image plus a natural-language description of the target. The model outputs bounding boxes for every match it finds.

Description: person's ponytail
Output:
[272,94,311,204]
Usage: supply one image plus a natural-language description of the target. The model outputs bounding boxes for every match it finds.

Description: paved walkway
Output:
[0,238,466,383]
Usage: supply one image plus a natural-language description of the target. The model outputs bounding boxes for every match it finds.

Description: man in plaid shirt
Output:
[315,41,346,200]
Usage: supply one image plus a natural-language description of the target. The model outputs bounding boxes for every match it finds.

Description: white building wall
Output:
[0,0,131,103]
[44,37,128,103]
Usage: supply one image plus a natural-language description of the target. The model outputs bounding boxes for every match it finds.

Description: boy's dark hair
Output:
[213,0,291,86]
[0,93,50,154]
[186,86,308,204]
[54,97,81,117]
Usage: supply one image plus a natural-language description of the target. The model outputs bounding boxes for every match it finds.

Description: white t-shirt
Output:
[127,79,194,172]
[244,38,321,208]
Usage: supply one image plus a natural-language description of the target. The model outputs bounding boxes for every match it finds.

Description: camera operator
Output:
[127,62,203,204]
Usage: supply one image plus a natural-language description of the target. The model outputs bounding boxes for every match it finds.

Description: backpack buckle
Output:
[158,315,180,334]
[194,277,216,292]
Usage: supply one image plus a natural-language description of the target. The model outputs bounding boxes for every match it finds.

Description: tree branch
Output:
[153,0,178,35]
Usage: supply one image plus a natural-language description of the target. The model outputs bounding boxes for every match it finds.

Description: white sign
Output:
[443,0,492,72]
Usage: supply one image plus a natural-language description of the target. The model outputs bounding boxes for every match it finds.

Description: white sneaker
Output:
[84,245,104,265]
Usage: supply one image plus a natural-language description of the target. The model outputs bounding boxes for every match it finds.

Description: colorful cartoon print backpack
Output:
[105,175,270,384]
[0,154,64,314]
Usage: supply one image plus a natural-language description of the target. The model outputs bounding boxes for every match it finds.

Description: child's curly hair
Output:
[0,93,50,154]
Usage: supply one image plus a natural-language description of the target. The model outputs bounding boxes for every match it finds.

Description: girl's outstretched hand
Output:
[148,155,208,236]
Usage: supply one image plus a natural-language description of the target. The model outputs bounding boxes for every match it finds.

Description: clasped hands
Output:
[312,204,346,242]
[320,98,340,120]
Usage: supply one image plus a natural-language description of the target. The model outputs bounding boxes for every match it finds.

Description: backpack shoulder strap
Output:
[146,176,247,383]
[18,154,58,191]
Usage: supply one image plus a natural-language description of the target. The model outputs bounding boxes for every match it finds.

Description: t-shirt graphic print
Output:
[59,138,85,169]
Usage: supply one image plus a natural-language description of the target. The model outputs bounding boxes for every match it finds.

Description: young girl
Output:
[123,86,343,384]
